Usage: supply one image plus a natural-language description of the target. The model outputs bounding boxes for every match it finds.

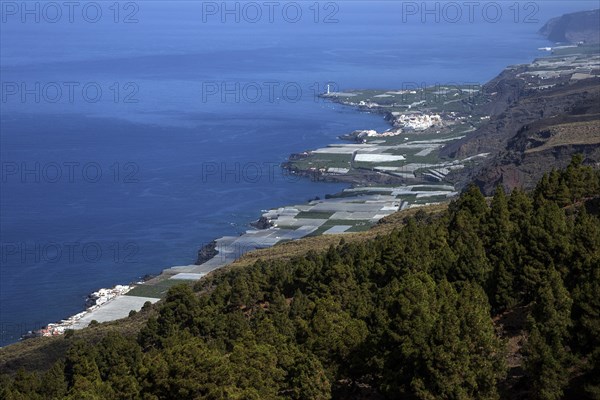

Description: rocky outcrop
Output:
[251,216,273,230]
[539,9,600,44]
[445,78,600,194]
[474,144,600,195]
[440,45,600,195]
[443,78,599,159]
[195,240,218,265]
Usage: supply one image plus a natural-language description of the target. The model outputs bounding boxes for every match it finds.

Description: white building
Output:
[394,113,442,131]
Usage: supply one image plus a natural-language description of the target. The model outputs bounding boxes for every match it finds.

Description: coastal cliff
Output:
[195,240,218,265]
[439,8,600,194]
[539,9,600,44]
[441,67,600,194]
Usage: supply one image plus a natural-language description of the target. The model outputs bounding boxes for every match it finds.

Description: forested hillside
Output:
[1,156,599,400]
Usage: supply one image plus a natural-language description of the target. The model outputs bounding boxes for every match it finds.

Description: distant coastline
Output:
[17,20,600,343]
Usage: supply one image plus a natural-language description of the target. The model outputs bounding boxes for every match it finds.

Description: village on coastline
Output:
[23,46,600,340]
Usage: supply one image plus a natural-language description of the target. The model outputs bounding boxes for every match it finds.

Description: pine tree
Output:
[450,183,489,224]
[448,209,492,287]
[584,348,600,399]
[156,284,200,336]
[522,200,571,298]
[40,361,68,399]
[307,296,368,377]
[382,273,505,399]
[6,369,42,400]
[524,268,573,400]
[486,186,518,312]
[524,323,569,400]
[283,349,331,400]
[569,208,600,287]
[564,154,585,202]
[571,259,600,353]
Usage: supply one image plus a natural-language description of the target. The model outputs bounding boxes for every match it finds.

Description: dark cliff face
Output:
[539,9,600,44]
[471,107,600,194]
[443,78,600,158]
[442,70,600,195]
[433,10,600,194]
[196,240,218,265]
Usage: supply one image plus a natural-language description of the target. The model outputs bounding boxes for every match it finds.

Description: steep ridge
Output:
[442,59,600,194]
[539,9,600,44]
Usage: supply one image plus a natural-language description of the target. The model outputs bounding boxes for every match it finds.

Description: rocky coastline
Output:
[19,29,600,343]
[195,240,219,265]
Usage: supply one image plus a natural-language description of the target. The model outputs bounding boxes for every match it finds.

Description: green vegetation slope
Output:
[1,156,599,400]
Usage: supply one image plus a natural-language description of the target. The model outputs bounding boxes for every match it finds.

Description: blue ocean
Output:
[0,1,593,346]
